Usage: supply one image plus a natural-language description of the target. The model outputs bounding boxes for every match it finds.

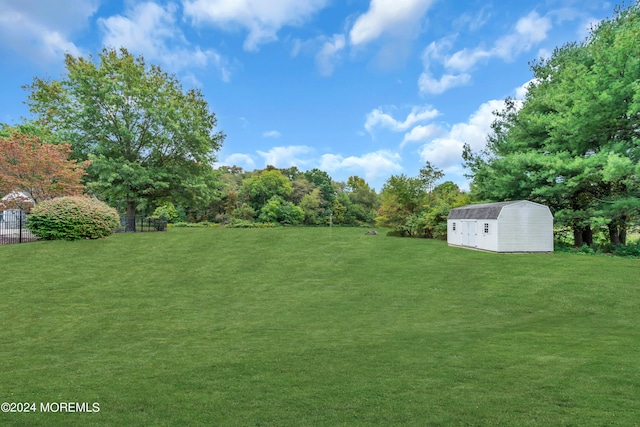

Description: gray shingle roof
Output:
[447,201,525,220]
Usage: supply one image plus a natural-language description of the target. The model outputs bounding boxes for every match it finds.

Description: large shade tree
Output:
[25,47,225,229]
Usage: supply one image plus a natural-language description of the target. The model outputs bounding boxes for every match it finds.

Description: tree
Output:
[418,161,445,204]
[343,176,379,225]
[240,168,292,212]
[24,47,224,229]
[0,131,89,209]
[299,188,324,225]
[290,175,317,205]
[427,181,471,239]
[463,3,640,247]
[379,174,425,218]
[1,122,64,144]
[375,163,445,235]
[258,195,304,225]
[304,168,336,208]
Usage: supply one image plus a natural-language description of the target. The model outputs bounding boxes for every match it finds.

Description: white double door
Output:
[461,220,477,247]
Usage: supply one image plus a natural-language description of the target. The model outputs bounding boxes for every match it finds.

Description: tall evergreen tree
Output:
[464,3,640,246]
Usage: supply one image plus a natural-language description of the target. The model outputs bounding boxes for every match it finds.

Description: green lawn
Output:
[1,227,639,426]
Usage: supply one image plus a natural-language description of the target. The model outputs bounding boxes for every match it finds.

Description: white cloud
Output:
[494,11,551,59]
[444,48,491,73]
[262,130,282,138]
[218,153,256,169]
[418,72,471,94]
[517,11,552,41]
[419,11,551,95]
[417,99,511,190]
[290,33,346,75]
[455,7,492,32]
[419,99,510,172]
[419,138,467,171]
[421,36,456,67]
[515,78,537,100]
[445,11,552,73]
[349,0,436,46]
[257,145,314,168]
[320,150,403,182]
[98,2,231,80]
[365,105,439,134]
[0,0,95,62]
[536,48,552,62]
[418,37,474,94]
[183,0,329,51]
[315,34,346,76]
[401,124,441,147]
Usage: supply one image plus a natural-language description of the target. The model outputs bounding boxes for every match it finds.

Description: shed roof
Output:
[0,191,35,211]
[448,200,527,220]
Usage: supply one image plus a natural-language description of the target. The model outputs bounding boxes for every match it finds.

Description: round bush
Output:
[27,196,120,240]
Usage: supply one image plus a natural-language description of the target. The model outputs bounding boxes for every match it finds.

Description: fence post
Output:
[19,213,23,244]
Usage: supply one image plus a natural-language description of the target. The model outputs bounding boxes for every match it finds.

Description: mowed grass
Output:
[1,227,639,426]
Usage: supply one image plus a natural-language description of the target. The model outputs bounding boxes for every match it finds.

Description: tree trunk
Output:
[574,225,593,247]
[573,228,583,247]
[609,217,628,246]
[609,223,621,246]
[573,227,584,247]
[582,226,593,247]
[126,199,136,232]
[619,225,627,246]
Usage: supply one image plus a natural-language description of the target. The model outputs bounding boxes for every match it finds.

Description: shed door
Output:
[461,220,477,247]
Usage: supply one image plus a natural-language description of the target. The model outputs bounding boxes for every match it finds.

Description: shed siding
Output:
[447,220,462,246]
[476,219,499,252]
[497,202,553,252]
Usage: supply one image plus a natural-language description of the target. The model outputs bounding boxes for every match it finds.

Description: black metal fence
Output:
[117,215,168,233]
[0,211,38,245]
[1,212,167,245]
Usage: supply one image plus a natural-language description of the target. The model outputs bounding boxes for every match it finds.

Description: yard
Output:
[1,227,639,426]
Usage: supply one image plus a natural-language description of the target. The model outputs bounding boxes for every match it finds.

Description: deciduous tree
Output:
[0,131,89,209]
[24,47,224,229]
[240,168,292,212]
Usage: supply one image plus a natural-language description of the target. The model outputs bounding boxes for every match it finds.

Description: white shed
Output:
[0,192,34,223]
[447,200,553,253]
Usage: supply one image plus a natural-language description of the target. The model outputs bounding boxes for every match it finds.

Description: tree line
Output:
[166,165,381,227]
[1,115,462,232]
[0,46,466,233]
[3,2,639,246]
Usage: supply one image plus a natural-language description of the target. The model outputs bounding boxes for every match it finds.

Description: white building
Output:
[0,192,34,223]
[447,200,553,253]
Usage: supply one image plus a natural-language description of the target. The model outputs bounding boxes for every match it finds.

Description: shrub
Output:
[27,196,120,240]
[227,219,276,228]
[152,202,178,223]
[577,244,595,254]
[611,241,640,257]
[168,222,219,228]
[231,203,256,221]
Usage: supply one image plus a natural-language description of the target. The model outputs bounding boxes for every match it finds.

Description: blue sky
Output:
[0,0,614,190]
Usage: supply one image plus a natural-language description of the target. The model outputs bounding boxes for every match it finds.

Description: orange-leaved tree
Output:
[0,131,90,210]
